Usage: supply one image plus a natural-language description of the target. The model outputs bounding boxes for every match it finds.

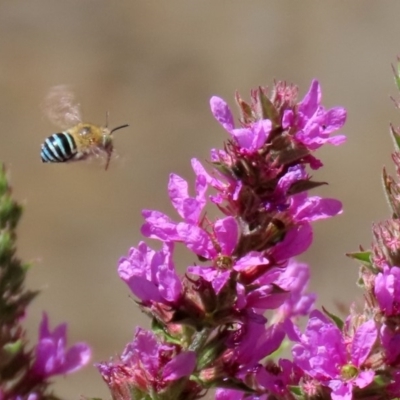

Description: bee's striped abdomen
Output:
[41,132,77,163]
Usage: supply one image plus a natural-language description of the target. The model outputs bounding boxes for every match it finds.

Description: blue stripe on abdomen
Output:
[41,132,77,163]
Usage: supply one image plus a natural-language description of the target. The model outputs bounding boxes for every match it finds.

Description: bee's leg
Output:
[105,149,112,171]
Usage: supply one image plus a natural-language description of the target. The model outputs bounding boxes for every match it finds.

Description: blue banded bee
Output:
[40,85,128,170]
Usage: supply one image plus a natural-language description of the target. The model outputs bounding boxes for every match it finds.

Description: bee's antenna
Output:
[110,124,129,135]
[104,124,129,171]
[105,111,110,128]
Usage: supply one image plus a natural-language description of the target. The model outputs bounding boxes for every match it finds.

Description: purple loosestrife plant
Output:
[97,79,348,400]
[0,165,91,400]
[9,63,400,400]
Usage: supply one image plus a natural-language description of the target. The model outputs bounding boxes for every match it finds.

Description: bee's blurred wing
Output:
[42,85,82,129]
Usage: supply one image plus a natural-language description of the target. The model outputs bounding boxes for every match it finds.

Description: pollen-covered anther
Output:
[341,364,358,381]
[215,254,233,270]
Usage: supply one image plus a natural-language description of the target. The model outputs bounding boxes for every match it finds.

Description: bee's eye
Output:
[80,127,90,136]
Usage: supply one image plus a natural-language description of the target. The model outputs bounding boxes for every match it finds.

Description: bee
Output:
[40,85,128,170]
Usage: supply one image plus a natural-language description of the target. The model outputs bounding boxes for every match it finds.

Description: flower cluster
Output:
[0,164,90,400]
[12,69,400,399]
[97,79,353,399]
[283,62,400,400]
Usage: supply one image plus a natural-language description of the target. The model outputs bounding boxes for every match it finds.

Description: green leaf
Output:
[264,338,290,361]
[390,124,400,151]
[211,162,235,179]
[322,306,344,330]
[393,60,400,92]
[257,88,279,126]
[382,167,399,217]
[289,385,302,396]
[197,334,226,370]
[0,231,15,263]
[209,377,254,392]
[235,91,253,122]
[3,339,23,355]
[346,251,372,267]
[287,180,327,196]
[151,318,180,344]
[0,165,9,197]
[373,374,386,386]
[275,145,310,166]
[0,196,23,230]
[357,275,365,288]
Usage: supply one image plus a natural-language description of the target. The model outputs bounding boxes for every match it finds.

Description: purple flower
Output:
[32,313,91,379]
[224,322,285,373]
[256,359,302,397]
[290,192,343,223]
[283,79,347,150]
[181,216,237,258]
[274,259,315,322]
[118,241,182,304]
[14,395,39,400]
[234,264,294,312]
[380,323,400,366]
[141,209,181,242]
[272,165,308,208]
[97,328,196,396]
[191,157,242,206]
[209,96,235,131]
[185,217,272,294]
[168,162,208,225]
[271,192,342,260]
[107,79,348,399]
[125,329,195,382]
[185,216,238,293]
[216,388,266,400]
[210,96,272,153]
[215,358,302,400]
[234,260,313,318]
[271,222,314,260]
[141,159,208,241]
[292,311,377,400]
[236,281,290,312]
[375,265,400,316]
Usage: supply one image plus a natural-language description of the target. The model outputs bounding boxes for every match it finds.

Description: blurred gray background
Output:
[0,1,398,398]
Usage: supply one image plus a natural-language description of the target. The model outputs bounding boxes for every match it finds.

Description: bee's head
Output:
[103,124,129,170]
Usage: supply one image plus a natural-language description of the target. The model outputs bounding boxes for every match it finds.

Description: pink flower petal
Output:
[298,79,321,117]
[141,210,180,241]
[294,197,343,222]
[168,173,189,218]
[351,320,377,366]
[210,96,235,131]
[214,217,238,255]
[162,351,196,381]
[273,223,313,261]
[324,107,347,133]
[327,135,347,146]
[177,223,214,259]
[61,343,91,374]
[355,370,375,389]
[212,271,231,294]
